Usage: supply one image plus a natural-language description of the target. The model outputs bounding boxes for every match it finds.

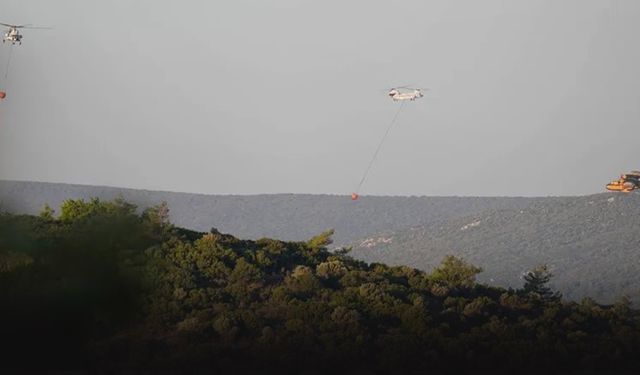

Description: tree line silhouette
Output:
[1,198,638,372]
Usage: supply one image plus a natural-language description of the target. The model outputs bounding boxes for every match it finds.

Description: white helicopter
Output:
[1,23,50,45]
[387,86,427,101]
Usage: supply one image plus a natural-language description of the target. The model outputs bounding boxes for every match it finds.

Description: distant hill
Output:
[351,193,640,303]
[0,180,535,245]
[4,180,637,303]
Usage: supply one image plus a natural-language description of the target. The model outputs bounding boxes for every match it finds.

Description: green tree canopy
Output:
[430,255,483,289]
[522,264,561,301]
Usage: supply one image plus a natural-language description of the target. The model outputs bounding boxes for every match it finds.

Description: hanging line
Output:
[355,100,406,194]
[4,44,14,79]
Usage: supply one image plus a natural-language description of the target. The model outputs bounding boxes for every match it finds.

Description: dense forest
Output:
[4,180,640,304]
[1,198,639,372]
[353,194,640,304]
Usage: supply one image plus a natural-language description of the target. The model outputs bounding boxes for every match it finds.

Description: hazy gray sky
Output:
[1,0,639,196]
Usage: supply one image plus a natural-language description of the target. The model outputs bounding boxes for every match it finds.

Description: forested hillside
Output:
[352,193,640,304]
[0,180,535,245]
[4,180,639,305]
[1,198,639,372]
[4,180,639,304]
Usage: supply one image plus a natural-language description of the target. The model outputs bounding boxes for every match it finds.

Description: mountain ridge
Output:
[4,179,638,304]
[0,179,539,245]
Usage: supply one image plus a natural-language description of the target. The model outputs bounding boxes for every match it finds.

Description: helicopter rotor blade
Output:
[382,85,429,92]
[2,24,52,29]
[20,25,52,30]
[398,86,430,91]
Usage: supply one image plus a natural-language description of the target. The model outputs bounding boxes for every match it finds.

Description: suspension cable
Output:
[355,100,406,195]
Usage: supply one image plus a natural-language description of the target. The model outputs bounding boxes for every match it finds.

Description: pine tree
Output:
[430,255,482,289]
[522,264,561,301]
[38,203,55,220]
